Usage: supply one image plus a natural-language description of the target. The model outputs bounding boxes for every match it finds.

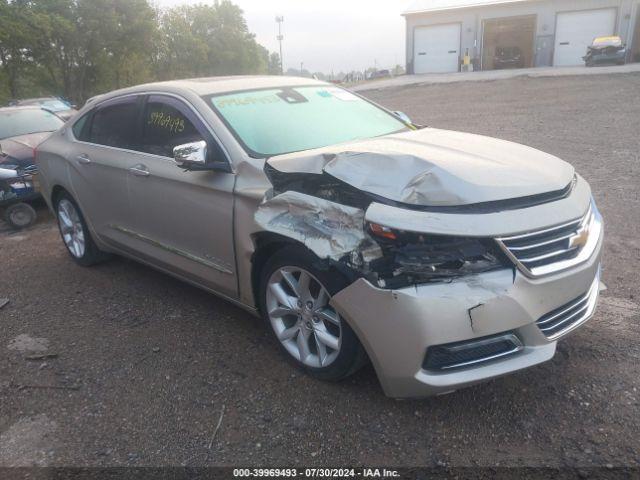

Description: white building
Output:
[404,0,640,73]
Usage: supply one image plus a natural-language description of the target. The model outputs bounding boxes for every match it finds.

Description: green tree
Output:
[0,0,35,98]
[0,0,270,104]
[268,52,281,75]
[155,1,268,80]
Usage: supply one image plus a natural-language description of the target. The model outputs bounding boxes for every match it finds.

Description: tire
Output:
[4,203,36,229]
[54,192,109,266]
[259,245,367,381]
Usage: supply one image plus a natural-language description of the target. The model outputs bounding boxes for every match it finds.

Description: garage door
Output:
[553,9,617,66]
[414,24,461,73]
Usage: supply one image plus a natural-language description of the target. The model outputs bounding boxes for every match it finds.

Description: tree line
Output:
[0,0,282,105]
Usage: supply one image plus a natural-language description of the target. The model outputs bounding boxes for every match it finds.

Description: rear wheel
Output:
[55,193,108,266]
[259,246,366,381]
[4,203,36,229]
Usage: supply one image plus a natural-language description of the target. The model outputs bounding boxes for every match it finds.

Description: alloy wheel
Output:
[266,267,342,368]
[57,199,86,259]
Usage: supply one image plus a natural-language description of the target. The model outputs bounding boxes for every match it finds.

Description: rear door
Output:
[553,9,617,66]
[414,24,461,74]
[125,94,238,298]
[68,95,143,248]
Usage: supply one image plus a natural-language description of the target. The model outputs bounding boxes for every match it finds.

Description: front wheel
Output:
[259,246,367,381]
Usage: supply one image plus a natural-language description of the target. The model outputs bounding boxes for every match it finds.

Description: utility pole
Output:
[276,16,284,75]
[300,62,304,76]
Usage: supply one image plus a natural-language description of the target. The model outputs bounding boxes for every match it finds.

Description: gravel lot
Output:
[1,73,639,469]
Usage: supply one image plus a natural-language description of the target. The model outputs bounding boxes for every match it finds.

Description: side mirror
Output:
[174,140,207,167]
[393,111,413,125]
[173,140,232,173]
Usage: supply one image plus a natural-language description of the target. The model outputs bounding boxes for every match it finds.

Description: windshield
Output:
[206,86,407,157]
[20,98,72,112]
[0,109,64,140]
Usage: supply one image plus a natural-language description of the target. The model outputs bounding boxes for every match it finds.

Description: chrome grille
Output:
[496,202,601,277]
[536,274,600,340]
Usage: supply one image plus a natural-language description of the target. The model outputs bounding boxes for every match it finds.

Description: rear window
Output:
[72,114,89,140]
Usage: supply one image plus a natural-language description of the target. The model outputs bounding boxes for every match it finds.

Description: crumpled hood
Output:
[266,128,575,207]
[0,132,50,168]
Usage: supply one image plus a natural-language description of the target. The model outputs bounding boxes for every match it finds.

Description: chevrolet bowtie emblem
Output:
[569,225,590,249]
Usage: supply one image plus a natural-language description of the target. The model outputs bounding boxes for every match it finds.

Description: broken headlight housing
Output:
[365,222,509,289]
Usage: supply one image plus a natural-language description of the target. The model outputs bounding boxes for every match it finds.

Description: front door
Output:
[125,95,238,298]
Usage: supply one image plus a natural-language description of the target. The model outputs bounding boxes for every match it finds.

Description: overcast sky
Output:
[155,0,412,74]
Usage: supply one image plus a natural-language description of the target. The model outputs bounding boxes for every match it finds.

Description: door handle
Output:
[76,154,91,165]
[128,165,150,177]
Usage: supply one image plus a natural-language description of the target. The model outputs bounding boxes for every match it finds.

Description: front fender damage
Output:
[256,191,367,260]
[255,190,382,272]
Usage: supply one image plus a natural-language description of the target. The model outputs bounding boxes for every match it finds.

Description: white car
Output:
[35,76,603,398]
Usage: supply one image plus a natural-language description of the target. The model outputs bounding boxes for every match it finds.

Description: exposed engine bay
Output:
[256,160,510,290]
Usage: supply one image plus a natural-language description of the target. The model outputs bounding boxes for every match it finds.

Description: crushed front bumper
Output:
[331,229,603,399]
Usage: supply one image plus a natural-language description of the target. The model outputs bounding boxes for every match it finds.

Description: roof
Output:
[403,0,529,15]
[111,75,327,98]
[592,35,623,47]
[83,75,331,110]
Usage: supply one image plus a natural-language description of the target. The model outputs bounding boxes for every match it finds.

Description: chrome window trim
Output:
[69,91,234,173]
[495,200,602,278]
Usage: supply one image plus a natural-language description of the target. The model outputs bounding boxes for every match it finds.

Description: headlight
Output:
[366,223,508,288]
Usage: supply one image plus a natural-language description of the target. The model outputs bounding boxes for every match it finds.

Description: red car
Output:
[0,106,64,170]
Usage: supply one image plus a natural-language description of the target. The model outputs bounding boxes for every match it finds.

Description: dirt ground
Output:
[1,73,639,469]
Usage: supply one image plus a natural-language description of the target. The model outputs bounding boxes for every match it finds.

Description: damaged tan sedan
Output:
[35,77,603,398]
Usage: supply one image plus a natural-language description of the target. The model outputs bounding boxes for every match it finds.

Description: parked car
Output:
[35,77,603,398]
[368,69,392,80]
[584,36,627,67]
[0,165,39,229]
[11,97,78,121]
[0,106,64,170]
[493,46,524,69]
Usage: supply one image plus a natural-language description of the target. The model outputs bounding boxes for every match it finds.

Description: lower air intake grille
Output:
[536,276,600,340]
[423,333,523,371]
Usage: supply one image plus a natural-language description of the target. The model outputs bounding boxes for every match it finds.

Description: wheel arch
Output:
[250,232,303,313]
[51,184,72,207]
[249,231,361,315]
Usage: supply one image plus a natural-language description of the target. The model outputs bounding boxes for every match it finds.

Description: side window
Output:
[88,98,138,149]
[72,113,89,141]
[140,97,206,158]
